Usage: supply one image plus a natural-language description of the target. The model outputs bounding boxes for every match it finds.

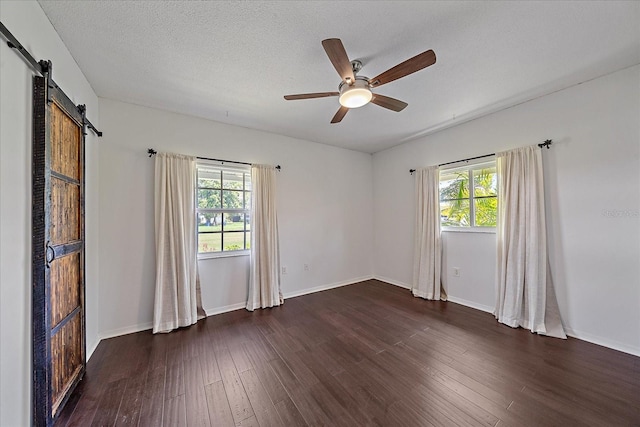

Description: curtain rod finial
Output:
[276,165,281,171]
[538,139,553,149]
[410,169,416,175]
[148,148,157,157]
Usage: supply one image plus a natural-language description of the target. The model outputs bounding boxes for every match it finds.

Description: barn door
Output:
[32,72,86,426]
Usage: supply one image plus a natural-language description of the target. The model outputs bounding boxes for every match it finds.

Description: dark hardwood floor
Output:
[56,280,640,426]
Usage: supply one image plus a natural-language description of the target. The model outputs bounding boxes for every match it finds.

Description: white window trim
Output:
[196,160,251,258]
[441,227,496,234]
[198,249,250,260]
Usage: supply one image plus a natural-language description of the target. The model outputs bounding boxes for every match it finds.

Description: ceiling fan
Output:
[284,38,436,123]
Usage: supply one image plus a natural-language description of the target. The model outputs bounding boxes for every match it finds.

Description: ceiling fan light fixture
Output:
[284,39,435,122]
[338,79,372,108]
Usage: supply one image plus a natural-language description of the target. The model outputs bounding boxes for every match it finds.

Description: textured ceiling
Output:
[37,1,640,153]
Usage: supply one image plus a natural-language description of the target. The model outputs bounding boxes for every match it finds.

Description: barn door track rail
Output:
[0,21,102,137]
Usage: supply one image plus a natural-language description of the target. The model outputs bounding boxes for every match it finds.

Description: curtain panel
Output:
[495,145,566,338]
[246,164,283,311]
[153,152,204,333]
[412,166,446,300]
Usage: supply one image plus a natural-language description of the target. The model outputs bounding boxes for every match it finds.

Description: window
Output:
[439,161,497,228]
[196,162,251,256]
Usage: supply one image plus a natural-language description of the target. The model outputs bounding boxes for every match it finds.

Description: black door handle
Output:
[45,241,55,268]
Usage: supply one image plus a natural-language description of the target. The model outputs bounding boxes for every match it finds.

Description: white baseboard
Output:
[93,276,640,359]
[203,276,375,315]
[374,278,640,357]
[204,302,246,316]
[87,338,101,361]
[374,277,494,314]
[94,276,374,344]
[373,275,411,289]
[564,327,640,357]
[445,297,640,357]
[284,275,374,299]
[99,321,153,341]
[446,296,494,314]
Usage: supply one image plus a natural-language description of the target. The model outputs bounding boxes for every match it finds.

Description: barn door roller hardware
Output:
[0,21,103,137]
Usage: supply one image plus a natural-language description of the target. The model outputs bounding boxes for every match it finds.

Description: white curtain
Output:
[246,164,283,311]
[412,166,446,300]
[153,152,204,333]
[495,146,566,338]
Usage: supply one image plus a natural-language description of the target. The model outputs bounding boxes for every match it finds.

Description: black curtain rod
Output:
[410,139,553,174]
[0,21,103,137]
[439,153,495,168]
[147,149,281,171]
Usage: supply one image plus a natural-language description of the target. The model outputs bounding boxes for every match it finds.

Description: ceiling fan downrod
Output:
[351,60,363,75]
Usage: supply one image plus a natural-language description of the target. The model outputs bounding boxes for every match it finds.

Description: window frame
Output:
[439,159,497,232]
[196,161,251,259]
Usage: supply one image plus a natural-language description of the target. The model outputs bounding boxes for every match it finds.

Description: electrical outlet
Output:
[304,264,309,271]
[453,267,460,277]
[282,266,287,275]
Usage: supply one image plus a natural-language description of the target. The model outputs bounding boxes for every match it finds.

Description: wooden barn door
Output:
[32,73,86,426]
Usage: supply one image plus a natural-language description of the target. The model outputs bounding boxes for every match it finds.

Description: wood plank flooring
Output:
[56,280,640,426]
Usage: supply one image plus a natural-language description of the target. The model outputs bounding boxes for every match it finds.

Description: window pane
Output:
[198,169,221,189]
[198,213,222,230]
[223,213,245,231]
[474,197,497,227]
[440,199,470,227]
[245,174,252,191]
[246,231,251,249]
[246,213,250,230]
[223,171,244,190]
[223,232,245,251]
[198,189,221,209]
[439,170,469,201]
[245,193,251,210]
[199,232,221,253]
[222,190,243,209]
[473,166,497,197]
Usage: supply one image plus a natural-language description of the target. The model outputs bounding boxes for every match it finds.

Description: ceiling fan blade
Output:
[331,106,349,124]
[370,49,436,88]
[370,94,408,112]
[284,92,339,100]
[322,38,355,83]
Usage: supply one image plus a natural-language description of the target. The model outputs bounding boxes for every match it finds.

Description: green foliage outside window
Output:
[440,164,497,228]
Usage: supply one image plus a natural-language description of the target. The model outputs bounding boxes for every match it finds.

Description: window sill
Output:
[198,250,250,261]
[441,227,496,234]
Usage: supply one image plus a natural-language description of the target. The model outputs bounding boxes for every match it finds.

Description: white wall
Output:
[0,1,100,425]
[1,7,637,425]
[97,98,373,337]
[373,65,640,356]
[440,231,496,312]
